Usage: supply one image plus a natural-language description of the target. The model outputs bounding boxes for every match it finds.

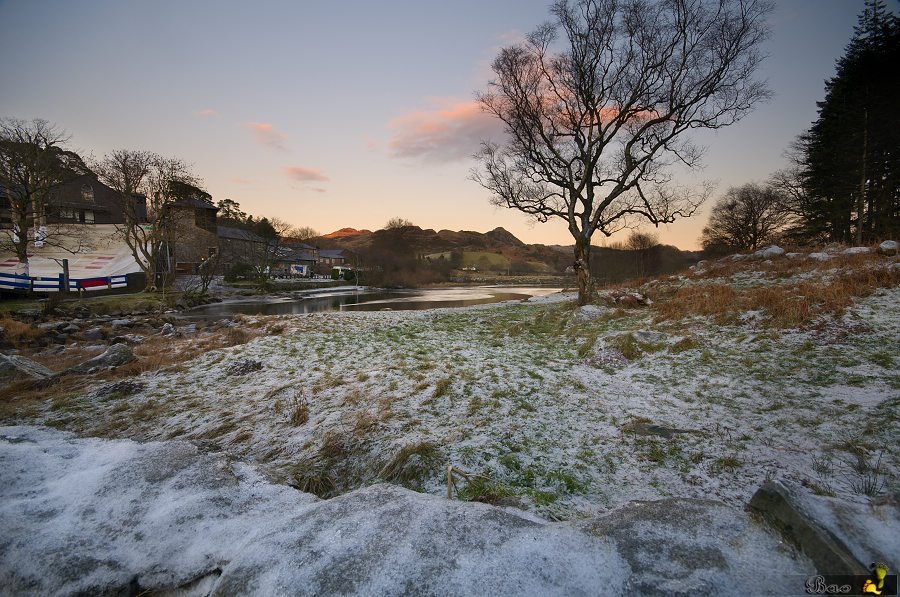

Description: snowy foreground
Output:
[1,425,813,595]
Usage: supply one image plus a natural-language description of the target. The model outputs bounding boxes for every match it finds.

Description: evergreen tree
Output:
[801,0,900,243]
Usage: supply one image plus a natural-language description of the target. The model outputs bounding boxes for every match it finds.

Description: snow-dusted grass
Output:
[19,274,895,520]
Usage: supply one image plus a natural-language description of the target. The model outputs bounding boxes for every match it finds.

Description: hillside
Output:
[317,225,698,278]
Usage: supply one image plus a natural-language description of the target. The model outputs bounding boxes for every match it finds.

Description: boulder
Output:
[68,343,135,373]
[753,245,785,260]
[82,327,104,341]
[61,323,80,334]
[0,354,54,382]
[0,426,820,596]
[160,322,177,336]
[571,304,609,323]
[879,240,899,256]
[749,480,898,576]
[110,319,134,328]
[225,359,263,376]
[843,246,870,255]
[579,497,812,595]
[809,252,832,262]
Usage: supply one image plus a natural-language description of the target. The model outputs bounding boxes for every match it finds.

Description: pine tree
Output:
[801,0,900,244]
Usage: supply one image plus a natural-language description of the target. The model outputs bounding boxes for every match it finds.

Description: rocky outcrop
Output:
[749,480,898,575]
[0,426,819,596]
[0,354,54,383]
[67,343,135,374]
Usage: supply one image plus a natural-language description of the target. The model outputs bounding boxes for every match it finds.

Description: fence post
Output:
[62,259,70,293]
[58,273,65,292]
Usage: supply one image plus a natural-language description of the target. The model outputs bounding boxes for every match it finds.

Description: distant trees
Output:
[701,184,791,253]
[472,0,772,304]
[0,118,91,268]
[796,0,899,244]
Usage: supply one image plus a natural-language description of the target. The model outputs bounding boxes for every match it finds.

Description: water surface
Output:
[185,286,562,318]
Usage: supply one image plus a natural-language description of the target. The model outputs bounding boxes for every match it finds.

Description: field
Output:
[6,247,897,520]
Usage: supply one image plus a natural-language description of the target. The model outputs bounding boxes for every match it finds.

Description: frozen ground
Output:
[24,255,899,520]
[0,425,813,595]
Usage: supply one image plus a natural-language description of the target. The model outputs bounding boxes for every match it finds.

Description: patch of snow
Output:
[879,240,898,255]
[753,245,785,260]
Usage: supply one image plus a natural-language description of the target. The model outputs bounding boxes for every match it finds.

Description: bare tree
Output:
[384,217,414,229]
[94,150,200,290]
[0,118,90,271]
[700,183,790,253]
[473,0,772,304]
[286,225,320,242]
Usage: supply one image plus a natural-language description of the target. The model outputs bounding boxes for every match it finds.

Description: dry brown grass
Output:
[652,264,899,327]
[0,316,46,346]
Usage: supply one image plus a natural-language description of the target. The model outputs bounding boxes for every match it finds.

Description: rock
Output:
[753,245,785,259]
[82,327,104,341]
[619,419,697,439]
[0,426,627,596]
[225,359,263,376]
[786,252,805,259]
[69,343,135,373]
[108,334,144,346]
[572,304,609,323]
[729,253,748,261]
[110,319,134,328]
[160,322,177,336]
[843,246,870,255]
[0,353,54,382]
[61,323,80,334]
[579,496,813,595]
[181,323,197,334]
[879,240,899,255]
[809,252,831,262]
[36,322,56,331]
[749,480,898,575]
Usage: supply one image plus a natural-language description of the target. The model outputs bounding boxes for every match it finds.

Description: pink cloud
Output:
[283,166,329,183]
[195,108,217,117]
[313,187,327,194]
[246,122,287,150]
[387,98,504,162]
[230,176,253,185]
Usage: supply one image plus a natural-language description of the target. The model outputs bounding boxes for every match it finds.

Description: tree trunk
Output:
[574,239,592,306]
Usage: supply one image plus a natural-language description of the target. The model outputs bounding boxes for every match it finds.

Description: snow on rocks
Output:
[750,480,899,574]
[879,240,899,255]
[753,245,785,260]
[571,304,609,323]
[68,343,135,373]
[0,425,815,596]
[842,246,871,255]
[809,252,832,262]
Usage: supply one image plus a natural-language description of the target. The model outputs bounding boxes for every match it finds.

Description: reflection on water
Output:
[184,287,561,318]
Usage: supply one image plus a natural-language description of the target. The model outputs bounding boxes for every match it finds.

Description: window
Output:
[84,210,95,224]
[81,184,95,203]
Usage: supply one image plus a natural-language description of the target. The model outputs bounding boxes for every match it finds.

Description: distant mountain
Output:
[322,228,372,239]
[313,225,698,278]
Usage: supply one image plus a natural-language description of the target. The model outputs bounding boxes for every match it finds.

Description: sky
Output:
[0,0,872,249]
